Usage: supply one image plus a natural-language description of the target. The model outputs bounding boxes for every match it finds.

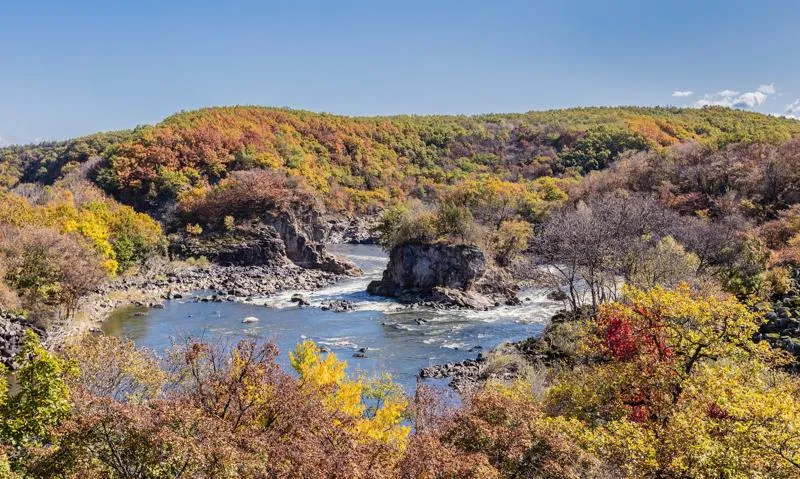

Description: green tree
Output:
[557,126,649,174]
[1,330,77,447]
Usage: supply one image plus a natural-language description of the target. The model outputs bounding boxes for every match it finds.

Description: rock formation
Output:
[0,311,45,368]
[367,242,492,308]
[171,213,360,275]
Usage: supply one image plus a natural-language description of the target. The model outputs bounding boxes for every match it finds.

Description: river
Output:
[103,244,563,392]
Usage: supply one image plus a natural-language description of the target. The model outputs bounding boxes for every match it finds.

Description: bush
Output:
[0,226,105,323]
[185,223,203,235]
[374,202,478,251]
[491,220,532,266]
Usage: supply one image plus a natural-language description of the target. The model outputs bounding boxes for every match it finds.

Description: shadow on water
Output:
[103,244,562,392]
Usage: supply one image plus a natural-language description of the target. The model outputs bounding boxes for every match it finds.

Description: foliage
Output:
[290,340,410,450]
[491,220,533,266]
[373,202,460,249]
[535,192,684,309]
[557,125,650,174]
[544,285,800,478]
[177,168,320,230]
[12,338,414,478]
[0,226,105,323]
[64,335,165,401]
[1,105,790,213]
[628,235,702,289]
[0,131,130,188]
[1,331,77,448]
[0,188,163,274]
[404,388,602,479]
[374,175,561,262]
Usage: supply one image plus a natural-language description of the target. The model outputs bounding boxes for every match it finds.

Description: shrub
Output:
[185,223,203,235]
[491,220,532,266]
[222,215,235,231]
[0,226,105,323]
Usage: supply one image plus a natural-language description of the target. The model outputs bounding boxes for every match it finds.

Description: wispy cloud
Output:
[672,90,694,98]
[785,99,800,119]
[694,84,777,109]
[757,84,777,95]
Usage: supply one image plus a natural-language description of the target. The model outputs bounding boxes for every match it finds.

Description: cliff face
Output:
[367,242,492,308]
[170,211,360,275]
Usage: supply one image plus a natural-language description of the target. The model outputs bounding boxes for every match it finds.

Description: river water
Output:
[103,244,563,392]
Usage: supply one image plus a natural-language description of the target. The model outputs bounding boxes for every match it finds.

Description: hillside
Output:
[4,107,800,477]
[3,106,799,213]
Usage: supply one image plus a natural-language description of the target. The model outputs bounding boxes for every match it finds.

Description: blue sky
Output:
[1,0,799,145]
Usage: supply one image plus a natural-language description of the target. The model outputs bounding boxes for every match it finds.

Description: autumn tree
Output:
[0,226,105,323]
[0,331,76,452]
[546,285,800,478]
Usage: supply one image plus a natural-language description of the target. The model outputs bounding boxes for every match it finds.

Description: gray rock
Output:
[0,311,45,369]
[290,295,310,307]
[321,300,355,312]
[367,242,493,308]
[170,213,362,277]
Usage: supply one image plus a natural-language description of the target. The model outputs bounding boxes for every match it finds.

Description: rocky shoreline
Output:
[75,258,349,333]
[73,213,375,335]
[419,310,576,392]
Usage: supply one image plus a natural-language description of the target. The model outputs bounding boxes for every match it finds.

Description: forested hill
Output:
[2,106,799,212]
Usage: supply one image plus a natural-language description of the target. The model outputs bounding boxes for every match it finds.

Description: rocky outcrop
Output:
[171,215,360,276]
[420,356,487,392]
[367,242,492,308]
[325,216,378,244]
[171,223,286,265]
[757,294,800,372]
[0,311,45,368]
[383,242,485,290]
[420,342,529,393]
[321,300,356,312]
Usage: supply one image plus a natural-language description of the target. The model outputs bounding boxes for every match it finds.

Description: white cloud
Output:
[785,99,800,119]
[757,83,776,95]
[694,84,777,109]
[672,90,694,98]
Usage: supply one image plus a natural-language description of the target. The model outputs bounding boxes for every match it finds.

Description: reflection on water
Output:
[103,244,563,392]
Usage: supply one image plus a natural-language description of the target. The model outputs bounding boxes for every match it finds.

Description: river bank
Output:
[100,244,564,392]
[419,310,578,392]
[72,257,348,335]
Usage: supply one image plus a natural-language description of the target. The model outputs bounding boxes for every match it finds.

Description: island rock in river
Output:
[367,242,492,309]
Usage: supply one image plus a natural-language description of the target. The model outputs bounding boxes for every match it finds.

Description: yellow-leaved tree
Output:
[290,340,410,451]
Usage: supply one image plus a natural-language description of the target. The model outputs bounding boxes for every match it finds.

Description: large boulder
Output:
[367,242,488,307]
[381,242,485,290]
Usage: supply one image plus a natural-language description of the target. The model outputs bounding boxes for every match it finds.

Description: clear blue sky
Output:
[1,0,799,145]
